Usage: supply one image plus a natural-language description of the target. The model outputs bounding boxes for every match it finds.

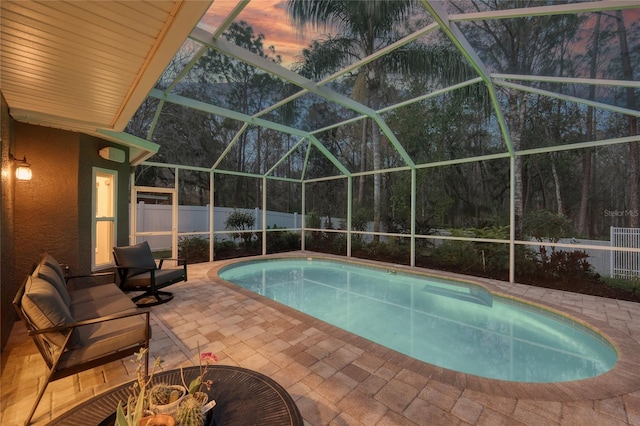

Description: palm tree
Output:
[287,0,479,238]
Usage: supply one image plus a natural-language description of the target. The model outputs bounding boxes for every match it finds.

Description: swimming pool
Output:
[219,258,618,383]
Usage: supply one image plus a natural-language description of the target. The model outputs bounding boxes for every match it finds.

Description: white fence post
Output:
[255,207,260,230]
[610,226,614,278]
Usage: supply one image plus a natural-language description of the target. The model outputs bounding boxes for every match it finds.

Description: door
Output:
[133,187,178,260]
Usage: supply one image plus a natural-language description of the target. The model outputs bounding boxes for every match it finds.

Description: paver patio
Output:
[2,254,640,426]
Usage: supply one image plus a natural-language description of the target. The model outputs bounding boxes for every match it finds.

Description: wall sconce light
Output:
[13,155,32,181]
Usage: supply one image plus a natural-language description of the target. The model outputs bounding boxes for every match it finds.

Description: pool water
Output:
[219,258,617,383]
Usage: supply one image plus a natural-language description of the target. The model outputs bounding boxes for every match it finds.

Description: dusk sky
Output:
[198,1,640,75]
[199,0,326,67]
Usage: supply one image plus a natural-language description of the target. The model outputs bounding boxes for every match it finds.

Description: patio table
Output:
[46,365,304,426]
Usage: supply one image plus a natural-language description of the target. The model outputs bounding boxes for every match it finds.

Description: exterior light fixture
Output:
[13,156,32,181]
[99,147,125,163]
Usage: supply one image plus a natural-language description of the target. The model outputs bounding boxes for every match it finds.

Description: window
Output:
[93,168,117,270]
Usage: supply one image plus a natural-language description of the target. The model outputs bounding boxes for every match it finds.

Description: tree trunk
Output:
[550,154,563,215]
[544,106,563,216]
[510,89,526,240]
[256,128,262,205]
[578,148,592,234]
[358,118,367,206]
[578,13,601,235]
[235,133,247,206]
[372,119,381,241]
[616,10,639,228]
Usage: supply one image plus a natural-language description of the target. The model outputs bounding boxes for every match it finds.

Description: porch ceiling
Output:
[0,0,212,162]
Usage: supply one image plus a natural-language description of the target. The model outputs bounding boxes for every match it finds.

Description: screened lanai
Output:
[120,0,639,293]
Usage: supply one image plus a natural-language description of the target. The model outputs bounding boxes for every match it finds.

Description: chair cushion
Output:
[21,276,81,348]
[71,292,138,321]
[33,262,71,307]
[42,253,67,282]
[113,241,157,277]
[121,268,185,289]
[57,313,148,371]
[69,283,128,305]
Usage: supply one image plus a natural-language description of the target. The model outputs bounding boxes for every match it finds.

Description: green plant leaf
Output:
[188,377,201,395]
[114,402,128,426]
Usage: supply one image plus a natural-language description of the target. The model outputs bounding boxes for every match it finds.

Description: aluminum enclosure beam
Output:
[496,80,640,118]
[190,26,379,119]
[421,0,514,156]
[450,1,639,22]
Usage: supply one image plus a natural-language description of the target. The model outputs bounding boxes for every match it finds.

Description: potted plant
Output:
[173,395,205,426]
[115,349,177,426]
[148,383,186,414]
[116,345,218,426]
[115,388,176,426]
[182,348,217,402]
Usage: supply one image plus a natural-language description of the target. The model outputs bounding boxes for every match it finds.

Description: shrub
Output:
[523,210,573,243]
[551,250,593,279]
[306,211,321,229]
[353,240,410,264]
[225,210,255,248]
[432,226,510,274]
[178,236,209,264]
[304,232,346,255]
[523,211,594,282]
[213,239,237,260]
[348,208,370,248]
[601,276,640,294]
[266,229,301,253]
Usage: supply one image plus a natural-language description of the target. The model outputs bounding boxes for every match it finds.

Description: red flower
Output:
[185,346,219,394]
[200,352,218,364]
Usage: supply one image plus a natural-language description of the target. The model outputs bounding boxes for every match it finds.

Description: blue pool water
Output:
[219,258,617,383]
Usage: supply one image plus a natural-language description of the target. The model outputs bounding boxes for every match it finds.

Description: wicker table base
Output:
[47,365,304,426]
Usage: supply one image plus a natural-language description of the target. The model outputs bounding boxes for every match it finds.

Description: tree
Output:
[577,13,602,236]
[615,10,639,228]
[287,0,478,239]
[195,21,287,205]
[126,45,224,191]
[454,0,582,238]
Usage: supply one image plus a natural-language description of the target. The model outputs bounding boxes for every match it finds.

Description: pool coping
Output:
[207,252,640,402]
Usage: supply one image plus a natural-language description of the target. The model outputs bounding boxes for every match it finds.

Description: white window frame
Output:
[92,167,117,271]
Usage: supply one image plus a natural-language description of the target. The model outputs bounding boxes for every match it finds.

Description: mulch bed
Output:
[517,274,640,303]
[420,260,640,303]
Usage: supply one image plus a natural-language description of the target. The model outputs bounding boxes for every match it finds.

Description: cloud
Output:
[200,0,325,67]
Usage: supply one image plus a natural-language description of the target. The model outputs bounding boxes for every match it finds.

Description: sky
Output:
[198,1,640,76]
[199,0,325,67]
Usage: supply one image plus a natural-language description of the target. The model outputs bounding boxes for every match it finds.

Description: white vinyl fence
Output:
[135,204,301,249]
[136,204,300,232]
[135,203,639,279]
[611,227,640,279]
[533,228,639,279]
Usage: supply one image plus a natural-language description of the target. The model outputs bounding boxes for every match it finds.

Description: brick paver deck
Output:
[2,253,640,426]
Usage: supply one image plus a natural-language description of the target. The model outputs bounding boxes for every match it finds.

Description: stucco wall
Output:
[13,123,80,281]
[1,120,131,352]
[1,94,17,350]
